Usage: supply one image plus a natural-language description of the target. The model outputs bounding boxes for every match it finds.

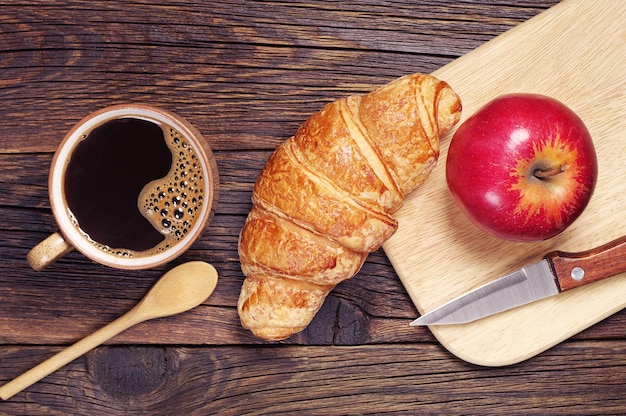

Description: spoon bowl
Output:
[133,261,219,321]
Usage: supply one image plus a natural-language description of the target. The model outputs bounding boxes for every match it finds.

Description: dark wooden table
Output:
[2,1,626,414]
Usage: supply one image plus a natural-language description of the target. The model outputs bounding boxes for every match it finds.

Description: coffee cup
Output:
[28,104,218,271]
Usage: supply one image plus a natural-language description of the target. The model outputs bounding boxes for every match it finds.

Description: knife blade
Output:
[410,235,626,326]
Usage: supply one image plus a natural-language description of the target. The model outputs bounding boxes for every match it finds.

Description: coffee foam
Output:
[138,123,205,256]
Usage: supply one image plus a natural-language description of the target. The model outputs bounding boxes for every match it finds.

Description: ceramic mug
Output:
[27,104,219,271]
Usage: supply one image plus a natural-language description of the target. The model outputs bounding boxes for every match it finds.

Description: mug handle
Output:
[27,232,74,271]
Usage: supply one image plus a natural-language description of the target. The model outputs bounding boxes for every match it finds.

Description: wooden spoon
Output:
[0,261,218,400]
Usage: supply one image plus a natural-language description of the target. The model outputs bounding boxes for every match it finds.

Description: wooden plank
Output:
[0,1,551,153]
[1,342,626,414]
[384,0,626,366]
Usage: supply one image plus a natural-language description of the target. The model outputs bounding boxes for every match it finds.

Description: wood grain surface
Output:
[2,0,626,414]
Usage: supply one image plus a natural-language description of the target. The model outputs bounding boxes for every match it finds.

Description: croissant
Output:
[238,73,462,340]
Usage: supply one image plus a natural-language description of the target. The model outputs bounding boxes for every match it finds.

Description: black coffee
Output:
[64,117,206,257]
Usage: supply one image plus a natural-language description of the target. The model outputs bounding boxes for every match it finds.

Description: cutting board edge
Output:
[432,292,626,367]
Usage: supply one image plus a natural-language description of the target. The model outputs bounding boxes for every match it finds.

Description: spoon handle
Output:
[0,307,145,400]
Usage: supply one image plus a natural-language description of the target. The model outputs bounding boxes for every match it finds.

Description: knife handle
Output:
[547,235,626,292]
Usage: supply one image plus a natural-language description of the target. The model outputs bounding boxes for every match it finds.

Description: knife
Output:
[410,235,626,326]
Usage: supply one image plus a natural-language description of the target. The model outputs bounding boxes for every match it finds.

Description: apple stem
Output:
[533,164,566,180]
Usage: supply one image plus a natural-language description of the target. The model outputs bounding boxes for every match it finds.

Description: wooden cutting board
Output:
[383,0,626,366]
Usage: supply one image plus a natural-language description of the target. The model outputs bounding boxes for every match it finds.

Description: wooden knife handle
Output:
[547,236,626,292]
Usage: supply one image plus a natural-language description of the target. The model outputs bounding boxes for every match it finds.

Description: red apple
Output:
[446,93,597,242]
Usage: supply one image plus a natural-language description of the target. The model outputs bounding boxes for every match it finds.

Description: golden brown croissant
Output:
[238,73,462,340]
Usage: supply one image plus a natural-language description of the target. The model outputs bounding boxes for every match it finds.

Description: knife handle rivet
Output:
[571,266,585,281]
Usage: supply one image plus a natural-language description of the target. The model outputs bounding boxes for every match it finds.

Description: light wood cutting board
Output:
[383,0,626,366]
